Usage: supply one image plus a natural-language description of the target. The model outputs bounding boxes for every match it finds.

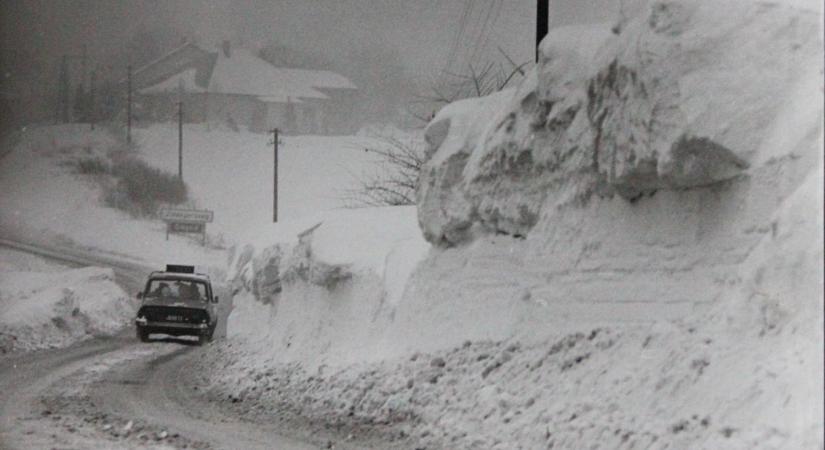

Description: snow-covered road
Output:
[0,333,332,449]
[0,240,373,450]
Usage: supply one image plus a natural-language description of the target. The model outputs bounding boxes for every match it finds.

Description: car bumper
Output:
[135,318,210,333]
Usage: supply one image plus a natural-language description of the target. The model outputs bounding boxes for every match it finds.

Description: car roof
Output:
[148,272,211,283]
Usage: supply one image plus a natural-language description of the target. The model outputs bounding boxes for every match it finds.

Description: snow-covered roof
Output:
[208,49,356,102]
[137,46,357,103]
[139,68,206,95]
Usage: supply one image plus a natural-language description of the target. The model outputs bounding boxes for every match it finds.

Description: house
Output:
[132,41,359,134]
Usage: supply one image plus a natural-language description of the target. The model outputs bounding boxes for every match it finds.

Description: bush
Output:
[104,159,188,217]
[343,134,425,207]
[74,157,109,175]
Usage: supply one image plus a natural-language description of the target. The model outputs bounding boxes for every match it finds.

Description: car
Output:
[134,265,219,345]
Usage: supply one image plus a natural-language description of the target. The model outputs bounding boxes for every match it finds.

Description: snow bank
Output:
[0,265,135,353]
[204,152,822,449]
[225,206,429,368]
[405,0,822,338]
[420,0,821,244]
[206,0,822,448]
[222,0,822,362]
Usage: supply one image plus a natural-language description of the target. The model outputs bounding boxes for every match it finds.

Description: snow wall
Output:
[226,0,822,369]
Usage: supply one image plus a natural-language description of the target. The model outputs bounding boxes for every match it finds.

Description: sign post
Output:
[160,208,214,245]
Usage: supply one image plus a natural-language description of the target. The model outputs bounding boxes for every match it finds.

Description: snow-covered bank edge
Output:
[0,261,136,355]
[199,155,822,449]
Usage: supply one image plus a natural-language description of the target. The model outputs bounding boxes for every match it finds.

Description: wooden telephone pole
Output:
[126,64,132,144]
[89,68,96,130]
[178,101,183,181]
[537,0,549,62]
[269,129,280,222]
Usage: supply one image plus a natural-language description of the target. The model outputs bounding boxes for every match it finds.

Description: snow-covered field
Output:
[0,248,135,354]
[132,123,385,242]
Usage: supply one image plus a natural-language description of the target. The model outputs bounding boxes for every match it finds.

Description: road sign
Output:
[160,208,213,245]
[160,208,213,223]
[169,222,205,233]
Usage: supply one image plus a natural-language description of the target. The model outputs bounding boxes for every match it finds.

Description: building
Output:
[132,41,358,134]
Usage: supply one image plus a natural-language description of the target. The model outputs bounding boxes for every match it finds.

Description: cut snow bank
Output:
[409,0,822,336]
[225,0,821,361]
[202,158,822,449]
[0,263,135,353]
[225,206,429,367]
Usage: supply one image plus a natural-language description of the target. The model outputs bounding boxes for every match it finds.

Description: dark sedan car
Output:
[135,265,218,345]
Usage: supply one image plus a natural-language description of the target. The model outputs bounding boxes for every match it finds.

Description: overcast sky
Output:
[1,0,621,127]
[1,0,619,79]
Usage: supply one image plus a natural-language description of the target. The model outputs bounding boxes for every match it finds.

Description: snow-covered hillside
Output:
[207,0,823,448]
[133,124,384,241]
[0,124,220,268]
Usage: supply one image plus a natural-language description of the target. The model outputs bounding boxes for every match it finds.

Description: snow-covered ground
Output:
[132,123,385,242]
[0,121,391,270]
[0,248,135,354]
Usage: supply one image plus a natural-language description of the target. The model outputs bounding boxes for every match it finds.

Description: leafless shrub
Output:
[342,134,425,207]
[409,47,530,124]
[104,158,188,217]
[73,157,109,175]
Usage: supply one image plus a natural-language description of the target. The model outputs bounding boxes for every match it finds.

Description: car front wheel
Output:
[137,328,150,343]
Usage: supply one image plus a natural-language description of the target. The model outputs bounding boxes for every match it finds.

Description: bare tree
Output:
[348,49,528,207]
[343,133,425,207]
[408,47,530,124]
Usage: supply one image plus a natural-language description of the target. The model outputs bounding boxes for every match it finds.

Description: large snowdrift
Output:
[0,261,135,353]
[225,206,429,368]
[420,0,820,245]
[208,0,822,448]
[409,0,822,334]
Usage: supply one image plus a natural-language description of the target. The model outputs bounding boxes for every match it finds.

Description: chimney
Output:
[222,40,231,58]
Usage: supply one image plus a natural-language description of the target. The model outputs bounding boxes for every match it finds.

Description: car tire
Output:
[137,328,150,343]
[197,332,210,346]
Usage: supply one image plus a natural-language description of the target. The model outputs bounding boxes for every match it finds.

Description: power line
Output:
[468,0,500,69]
[438,0,473,86]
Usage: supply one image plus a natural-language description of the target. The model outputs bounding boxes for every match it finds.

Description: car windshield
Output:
[145,279,208,303]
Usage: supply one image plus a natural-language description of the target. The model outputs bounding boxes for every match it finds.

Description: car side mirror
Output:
[212,296,219,304]
[137,292,143,299]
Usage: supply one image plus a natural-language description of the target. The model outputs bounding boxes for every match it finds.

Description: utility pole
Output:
[81,44,88,91]
[178,101,183,181]
[269,128,279,222]
[58,55,70,123]
[127,64,132,144]
[537,0,549,62]
[89,68,96,130]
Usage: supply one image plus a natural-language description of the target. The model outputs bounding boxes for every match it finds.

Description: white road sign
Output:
[159,208,214,223]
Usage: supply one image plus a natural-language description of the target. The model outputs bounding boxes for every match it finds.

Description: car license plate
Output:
[166,315,183,322]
